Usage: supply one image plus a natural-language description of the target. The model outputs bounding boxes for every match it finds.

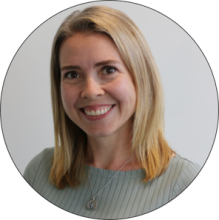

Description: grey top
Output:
[23,147,201,219]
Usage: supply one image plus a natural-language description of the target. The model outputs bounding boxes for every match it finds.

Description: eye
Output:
[102,66,117,75]
[64,71,79,79]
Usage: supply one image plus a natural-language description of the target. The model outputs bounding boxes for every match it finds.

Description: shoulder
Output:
[169,154,201,199]
[170,154,201,176]
[23,147,54,187]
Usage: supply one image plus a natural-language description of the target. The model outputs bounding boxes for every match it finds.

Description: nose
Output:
[81,77,105,99]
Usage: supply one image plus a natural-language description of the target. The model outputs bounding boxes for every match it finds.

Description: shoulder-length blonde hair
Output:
[50,6,173,189]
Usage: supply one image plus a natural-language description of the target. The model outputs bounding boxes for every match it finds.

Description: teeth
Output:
[84,106,112,116]
[101,109,104,114]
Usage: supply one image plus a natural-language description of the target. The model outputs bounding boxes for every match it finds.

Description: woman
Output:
[24,6,200,219]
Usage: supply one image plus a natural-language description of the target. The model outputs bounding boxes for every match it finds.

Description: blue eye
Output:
[102,66,116,75]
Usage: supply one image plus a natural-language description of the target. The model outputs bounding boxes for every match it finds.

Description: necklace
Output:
[87,157,132,211]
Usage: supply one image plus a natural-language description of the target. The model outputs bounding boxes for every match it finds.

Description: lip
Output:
[79,104,115,121]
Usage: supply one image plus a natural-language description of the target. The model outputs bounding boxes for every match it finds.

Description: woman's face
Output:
[59,32,136,138]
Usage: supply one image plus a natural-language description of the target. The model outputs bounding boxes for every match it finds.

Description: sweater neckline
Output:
[85,155,179,178]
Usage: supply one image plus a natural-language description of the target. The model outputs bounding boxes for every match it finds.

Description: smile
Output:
[80,105,116,120]
[83,106,113,116]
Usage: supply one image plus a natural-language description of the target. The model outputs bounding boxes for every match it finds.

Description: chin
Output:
[85,129,114,138]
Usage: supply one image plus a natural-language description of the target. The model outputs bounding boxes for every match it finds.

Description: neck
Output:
[87,134,132,170]
[86,129,141,171]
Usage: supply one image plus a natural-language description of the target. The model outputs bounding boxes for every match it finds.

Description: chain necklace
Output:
[86,157,132,211]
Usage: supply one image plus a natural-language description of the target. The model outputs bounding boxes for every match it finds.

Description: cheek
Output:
[61,84,77,110]
[110,77,136,109]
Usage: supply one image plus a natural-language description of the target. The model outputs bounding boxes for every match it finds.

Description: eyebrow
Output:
[60,60,120,72]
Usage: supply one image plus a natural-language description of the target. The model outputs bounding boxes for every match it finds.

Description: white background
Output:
[1,0,218,175]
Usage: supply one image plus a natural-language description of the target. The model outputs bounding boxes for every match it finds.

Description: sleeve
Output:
[23,150,44,187]
[171,161,201,199]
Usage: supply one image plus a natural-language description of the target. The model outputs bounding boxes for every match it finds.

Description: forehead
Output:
[59,33,122,66]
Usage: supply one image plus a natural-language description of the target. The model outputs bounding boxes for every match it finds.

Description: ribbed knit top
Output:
[23,148,201,219]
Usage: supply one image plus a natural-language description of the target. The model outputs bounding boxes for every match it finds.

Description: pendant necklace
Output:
[87,157,132,211]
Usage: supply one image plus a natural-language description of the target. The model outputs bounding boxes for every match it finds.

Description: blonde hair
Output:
[50,6,173,189]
